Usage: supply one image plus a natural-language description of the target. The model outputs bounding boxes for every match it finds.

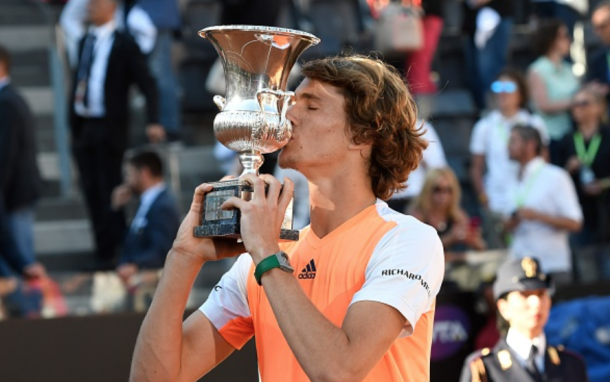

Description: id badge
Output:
[580,166,595,185]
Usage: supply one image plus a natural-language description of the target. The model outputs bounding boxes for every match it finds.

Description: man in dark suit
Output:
[112,150,180,283]
[69,0,162,267]
[460,257,589,382]
[588,2,610,109]
[0,45,42,268]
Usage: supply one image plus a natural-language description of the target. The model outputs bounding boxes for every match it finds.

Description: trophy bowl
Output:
[193,25,320,241]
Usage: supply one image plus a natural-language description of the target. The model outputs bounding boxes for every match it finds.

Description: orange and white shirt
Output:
[200,200,445,381]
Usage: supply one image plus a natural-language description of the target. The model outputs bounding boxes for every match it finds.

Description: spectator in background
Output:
[528,19,579,165]
[61,0,158,66]
[137,0,182,142]
[531,0,588,38]
[503,125,582,283]
[462,0,514,109]
[409,167,486,260]
[558,87,610,247]
[460,257,589,382]
[0,45,42,267]
[587,1,610,112]
[389,119,447,213]
[470,69,549,216]
[69,0,161,268]
[61,0,164,143]
[112,150,180,284]
[404,0,443,96]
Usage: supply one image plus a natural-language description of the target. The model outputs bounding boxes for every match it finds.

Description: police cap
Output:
[493,257,552,300]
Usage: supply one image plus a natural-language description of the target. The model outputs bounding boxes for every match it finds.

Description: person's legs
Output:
[7,208,36,265]
[73,127,105,259]
[405,15,443,95]
[94,143,126,265]
[148,30,181,140]
[464,35,484,110]
[476,18,513,109]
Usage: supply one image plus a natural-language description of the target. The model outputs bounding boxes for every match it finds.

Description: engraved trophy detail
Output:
[194,25,320,241]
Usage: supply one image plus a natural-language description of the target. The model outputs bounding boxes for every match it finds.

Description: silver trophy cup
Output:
[194,25,320,241]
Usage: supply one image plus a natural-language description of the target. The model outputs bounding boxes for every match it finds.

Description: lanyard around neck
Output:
[573,132,602,167]
[515,162,544,208]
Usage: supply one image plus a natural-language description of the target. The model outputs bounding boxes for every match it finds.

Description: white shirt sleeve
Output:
[350,221,445,337]
[469,118,488,155]
[552,168,583,223]
[200,254,252,330]
[421,121,448,169]
[126,5,158,55]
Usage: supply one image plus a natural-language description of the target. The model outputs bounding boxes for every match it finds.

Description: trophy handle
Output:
[256,89,295,140]
[213,95,226,111]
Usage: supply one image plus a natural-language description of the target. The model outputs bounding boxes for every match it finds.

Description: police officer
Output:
[460,257,588,382]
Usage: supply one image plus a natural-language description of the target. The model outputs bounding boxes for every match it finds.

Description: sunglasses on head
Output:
[491,81,517,94]
[572,100,593,108]
[433,186,452,194]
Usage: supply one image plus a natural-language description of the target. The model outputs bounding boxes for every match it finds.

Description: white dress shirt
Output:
[503,157,583,273]
[470,109,549,214]
[60,0,156,68]
[392,120,447,199]
[130,183,166,233]
[74,20,116,118]
[506,328,547,373]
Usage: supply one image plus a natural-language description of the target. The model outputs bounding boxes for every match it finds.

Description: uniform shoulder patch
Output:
[548,346,561,365]
[498,349,513,370]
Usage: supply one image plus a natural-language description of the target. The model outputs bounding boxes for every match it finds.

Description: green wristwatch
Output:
[254,251,294,285]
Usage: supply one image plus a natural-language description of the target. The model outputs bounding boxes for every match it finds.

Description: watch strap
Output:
[254,253,281,285]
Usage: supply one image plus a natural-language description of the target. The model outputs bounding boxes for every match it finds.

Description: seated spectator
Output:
[389,120,447,214]
[470,68,548,215]
[503,125,582,283]
[528,19,579,164]
[558,86,610,247]
[460,257,589,382]
[112,150,180,284]
[409,167,486,260]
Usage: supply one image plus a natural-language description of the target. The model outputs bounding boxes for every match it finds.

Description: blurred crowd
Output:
[0,0,608,373]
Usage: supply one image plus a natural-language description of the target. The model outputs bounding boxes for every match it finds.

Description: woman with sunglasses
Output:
[558,86,610,248]
[528,19,579,164]
[470,69,549,216]
[409,168,486,260]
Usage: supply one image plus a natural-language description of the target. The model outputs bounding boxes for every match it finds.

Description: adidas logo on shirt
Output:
[298,259,317,280]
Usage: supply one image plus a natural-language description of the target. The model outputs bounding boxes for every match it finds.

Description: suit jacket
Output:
[119,188,180,269]
[0,83,41,212]
[460,338,589,382]
[69,31,159,153]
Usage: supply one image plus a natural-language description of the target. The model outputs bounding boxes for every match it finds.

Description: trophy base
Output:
[193,180,299,242]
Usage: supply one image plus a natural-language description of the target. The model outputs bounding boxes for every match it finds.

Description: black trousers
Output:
[73,118,126,263]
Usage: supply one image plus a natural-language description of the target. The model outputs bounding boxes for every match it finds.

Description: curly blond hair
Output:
[301,55,428,200]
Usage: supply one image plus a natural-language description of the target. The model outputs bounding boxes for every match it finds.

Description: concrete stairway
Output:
[1,1,225,271]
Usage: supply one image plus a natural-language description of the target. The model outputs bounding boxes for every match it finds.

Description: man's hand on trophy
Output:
[171,183,245,265]
[221,174,295,265]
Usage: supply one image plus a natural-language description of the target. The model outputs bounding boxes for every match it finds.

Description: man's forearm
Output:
[535,213,581,232]
[130,249,204,381]
[262,269,356,381]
